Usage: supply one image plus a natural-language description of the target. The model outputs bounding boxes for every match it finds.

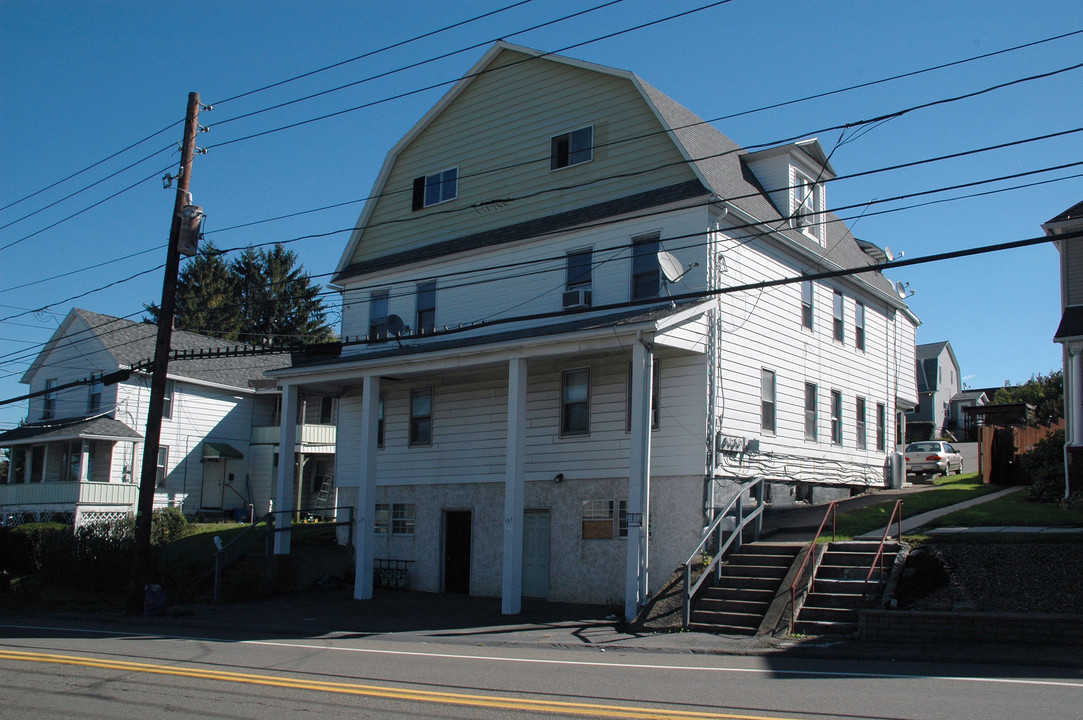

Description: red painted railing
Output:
[788,501,837,633]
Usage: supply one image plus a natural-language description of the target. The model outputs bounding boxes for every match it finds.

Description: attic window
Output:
[792,170,821,239]
[551,126,593,170]
[412,168,458,210]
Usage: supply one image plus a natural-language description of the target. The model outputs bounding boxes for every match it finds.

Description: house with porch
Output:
[1046,199,1083,495]
[270,42,919,620]
[0,308,338,525]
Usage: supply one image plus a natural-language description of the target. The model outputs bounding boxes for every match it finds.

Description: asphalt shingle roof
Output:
[0,415,143,445]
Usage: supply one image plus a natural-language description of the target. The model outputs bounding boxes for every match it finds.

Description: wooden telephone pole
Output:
[126,92,202,615]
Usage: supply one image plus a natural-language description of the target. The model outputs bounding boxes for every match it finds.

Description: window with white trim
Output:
[801,280,814,330]
[162,380,175,420]
[855,302,866,351]
[377,391,385,449]
[876,402,886,452]
[369,289,389,341]
[375,503,390,534]
[156,445,169,487]
[561,368,590,436]
[566,248,592,291]
[42,378,57,420]
[412,168,457,209]
[87,376,102,414]
[551,126,593,170]
[391,503,415,535]
[804,382,818,441]
[415,281,436,336]
[582,500,614,540]
[831,390,843,445]
[792,169,821,239]
[856,396,867,450]
[631,233,661,300]
[410,387,432,446]
[761,369,776,434]
[833,290,845,343]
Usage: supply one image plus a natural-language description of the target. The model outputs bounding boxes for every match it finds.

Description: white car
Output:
[904,441,964,478]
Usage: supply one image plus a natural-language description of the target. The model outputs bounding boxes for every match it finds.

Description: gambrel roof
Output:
[333,41,908,312]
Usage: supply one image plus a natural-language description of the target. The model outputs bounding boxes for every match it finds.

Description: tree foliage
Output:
[146,242,334,346]
[992,370,1063,427]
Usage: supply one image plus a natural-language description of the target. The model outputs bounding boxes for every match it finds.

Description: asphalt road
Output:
[2,619,1081,719]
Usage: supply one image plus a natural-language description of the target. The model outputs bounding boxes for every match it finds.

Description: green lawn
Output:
[831,473,1002,539]
[924,490,1083,528]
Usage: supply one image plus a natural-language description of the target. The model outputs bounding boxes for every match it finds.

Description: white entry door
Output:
[201,461,225,509]
[522,510,550,599]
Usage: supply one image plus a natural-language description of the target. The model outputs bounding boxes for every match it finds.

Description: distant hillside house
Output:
[0,308,338,526]
[270,42,919,620]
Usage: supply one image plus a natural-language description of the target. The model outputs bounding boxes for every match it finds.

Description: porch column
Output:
[354,374,380,600]
[79,441,91,482]
[274,383,299,554]
[625,335,653,622]
[502,358,528,615]
[1070,346,1083,446]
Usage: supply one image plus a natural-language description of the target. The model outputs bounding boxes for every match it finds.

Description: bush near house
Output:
[1020,429,1080,507]
[906,421,936,443]
[0,508,190,591]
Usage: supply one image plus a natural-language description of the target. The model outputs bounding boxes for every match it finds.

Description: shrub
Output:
[0,522,71,575]
[1021,429,1066,503]
[151,507,188,544]
[906,422,936,443]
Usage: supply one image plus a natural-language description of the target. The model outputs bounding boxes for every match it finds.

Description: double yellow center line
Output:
[0,648,803,720]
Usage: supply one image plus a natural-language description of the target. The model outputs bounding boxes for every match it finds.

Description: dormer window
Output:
[792,169,822,241]
[551,126,593,170]
[412,167,458,210]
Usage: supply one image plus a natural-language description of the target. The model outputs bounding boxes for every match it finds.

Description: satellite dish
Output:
[894,281,908,299]
[386,314,405,336]
[883,245,895,262]
[658,251,685,283]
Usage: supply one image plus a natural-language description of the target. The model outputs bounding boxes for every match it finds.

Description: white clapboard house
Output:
[0,308,338,525]
[270,42,919,619]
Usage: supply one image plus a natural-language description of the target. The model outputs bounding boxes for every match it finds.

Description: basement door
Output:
[443,510,472,594]
[522,510,550,599]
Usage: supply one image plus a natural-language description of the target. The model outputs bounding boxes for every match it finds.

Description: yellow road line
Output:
[0,649,804,720]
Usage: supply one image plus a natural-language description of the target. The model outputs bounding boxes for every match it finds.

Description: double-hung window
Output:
[582,500,614,539]
[374,503,390,534]
[42,378,57,420]
[876,402,886,452]
[551,126,593,170]
[156,446,169,487]
[793,170,819,238]
[162,380,175,420]
[415,281,436,335]
[391,503,415,535]
[87,376,102,414]
[561,368,590,436]
[761,369,776,434]
[412,168,457,209]
[377,392,385,448]
[409,387,432,446]
[833,290,845,343]
[566,249,592,291]
[801,280,814,330]
[369,290,389,341]
[804,382,818,440]
[830,390,843,445]
[855,302,866,351]
[631,233,661,300]
[856,396,867,449]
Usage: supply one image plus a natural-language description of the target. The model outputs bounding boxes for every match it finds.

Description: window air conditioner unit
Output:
[562,288,592,309]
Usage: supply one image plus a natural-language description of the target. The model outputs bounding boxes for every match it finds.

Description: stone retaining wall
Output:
[859,609,1083,646]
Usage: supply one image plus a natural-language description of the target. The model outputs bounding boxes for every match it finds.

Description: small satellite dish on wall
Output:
[387,314,406,336]
[883,246,895,262]
[658,250,685,283]
[895,281,908,299]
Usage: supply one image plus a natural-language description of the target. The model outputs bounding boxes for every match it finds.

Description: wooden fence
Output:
[978,419,1063,483]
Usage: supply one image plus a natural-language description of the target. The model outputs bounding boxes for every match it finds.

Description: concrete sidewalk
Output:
[856,485,1026,539]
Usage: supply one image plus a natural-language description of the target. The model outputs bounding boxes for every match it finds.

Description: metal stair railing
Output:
[681,477,765,628]
[788,501,837,634]
[863,499,903,600]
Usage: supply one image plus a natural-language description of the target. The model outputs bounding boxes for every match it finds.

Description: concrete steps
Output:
[690,543,801,635]
[793,540,899,636]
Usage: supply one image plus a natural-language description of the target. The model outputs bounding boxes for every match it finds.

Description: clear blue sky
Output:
[2,0,1081,432]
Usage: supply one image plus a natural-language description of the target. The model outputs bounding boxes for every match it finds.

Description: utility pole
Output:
[126,92,202,616]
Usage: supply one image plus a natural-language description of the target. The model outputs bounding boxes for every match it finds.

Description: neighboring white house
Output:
[1046,199,1083,496]
[0,308,338,525]
[271,42,919,620]
[906,341,963,440]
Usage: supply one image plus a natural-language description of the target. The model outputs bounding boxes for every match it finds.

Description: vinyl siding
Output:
[345,48,698,268]
[1066,240,1083,306]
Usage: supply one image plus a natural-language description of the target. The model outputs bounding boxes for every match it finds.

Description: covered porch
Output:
[271,302,711,621]
[0,415,142,526]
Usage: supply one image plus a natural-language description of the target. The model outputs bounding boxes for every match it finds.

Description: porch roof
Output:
[278,300,710,379]
[0,415,142,447]
[202,442,244,460]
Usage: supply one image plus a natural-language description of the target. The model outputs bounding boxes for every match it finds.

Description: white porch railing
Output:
[251,424,337,447]
[0,481,139,508]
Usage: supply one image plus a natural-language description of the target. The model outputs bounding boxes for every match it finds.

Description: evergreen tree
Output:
[145,240,241,339]
[146,243,334,346]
